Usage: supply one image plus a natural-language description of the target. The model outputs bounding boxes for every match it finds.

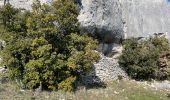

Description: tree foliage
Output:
[0,0,99,91]
[119,36,170,80]
[0,3,19,31]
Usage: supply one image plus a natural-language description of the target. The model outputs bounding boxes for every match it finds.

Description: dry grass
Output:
[0,76,169,100]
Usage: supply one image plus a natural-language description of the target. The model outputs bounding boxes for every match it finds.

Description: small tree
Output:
[52,0,79,34]
[0,0,100,91]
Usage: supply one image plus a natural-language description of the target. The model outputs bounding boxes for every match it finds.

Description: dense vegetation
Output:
[0,0,99,91]
[119,36,170,80]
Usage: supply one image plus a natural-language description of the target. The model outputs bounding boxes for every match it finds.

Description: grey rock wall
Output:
[78,0,124,43]
[1,0,169,40]
[121,0,170,40]
[78,0,170,41]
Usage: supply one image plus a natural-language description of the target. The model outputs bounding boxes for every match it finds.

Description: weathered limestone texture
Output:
[0,0,170,40]
[78,0,170,40]
[121,0,170,40]
[78,0,124,43]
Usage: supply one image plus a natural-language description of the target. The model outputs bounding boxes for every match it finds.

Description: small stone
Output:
[114,91,119,95]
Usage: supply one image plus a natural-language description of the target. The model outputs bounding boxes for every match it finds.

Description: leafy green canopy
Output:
[119,36,170,80]
[0,0,99,91]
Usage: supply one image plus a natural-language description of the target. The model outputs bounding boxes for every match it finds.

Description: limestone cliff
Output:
[0,0,169,41]
[78,0,170,41]
[121,0,170,40]
[78,0,124,43]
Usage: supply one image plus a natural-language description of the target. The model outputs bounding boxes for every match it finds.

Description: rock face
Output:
[121,0,170,40]
[78,0,170,41]
[78,0,124,43]
[1,0,170,41]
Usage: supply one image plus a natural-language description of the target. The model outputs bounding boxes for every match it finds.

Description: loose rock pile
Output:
[94,54,127,81]
[81,44,128,85]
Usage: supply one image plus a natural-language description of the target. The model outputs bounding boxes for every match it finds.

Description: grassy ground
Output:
[0,78,170,100]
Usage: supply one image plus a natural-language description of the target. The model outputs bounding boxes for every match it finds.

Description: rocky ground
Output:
[137,80,170,91]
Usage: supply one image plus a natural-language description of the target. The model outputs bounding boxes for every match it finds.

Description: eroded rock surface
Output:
[78,0,124,43]
[1,0,170,41]
[121,0,170,40]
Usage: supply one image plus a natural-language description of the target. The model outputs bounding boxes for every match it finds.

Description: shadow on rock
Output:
[75,65,107,90]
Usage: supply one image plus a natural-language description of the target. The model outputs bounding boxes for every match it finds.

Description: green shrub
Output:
[156,49,170,80]
[0,3,20,31]
[58,76,76,92]
[119,36,170,80]
[0,0,100,91]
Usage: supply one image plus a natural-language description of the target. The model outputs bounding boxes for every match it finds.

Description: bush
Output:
[0,0,100,91]
[119,35,170,80]
[0,3,20,31]
[156,49,170,80]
